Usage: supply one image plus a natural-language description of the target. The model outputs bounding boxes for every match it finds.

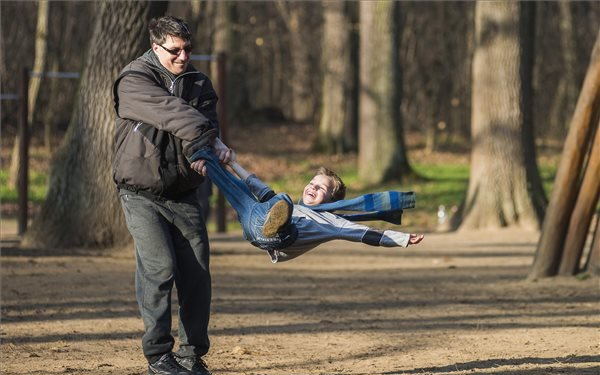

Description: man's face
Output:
[152,35,191,76]
[302,175,334,206]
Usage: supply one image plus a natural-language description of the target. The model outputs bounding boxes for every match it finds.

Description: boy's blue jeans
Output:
[192,147,296,250]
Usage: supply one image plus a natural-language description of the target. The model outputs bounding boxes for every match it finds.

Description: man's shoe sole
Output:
[262,200,291,237]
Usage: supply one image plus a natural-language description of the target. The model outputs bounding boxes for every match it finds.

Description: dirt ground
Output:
[1,219,599,375]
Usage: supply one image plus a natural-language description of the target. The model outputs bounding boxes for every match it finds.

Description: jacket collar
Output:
[140,49,177,81]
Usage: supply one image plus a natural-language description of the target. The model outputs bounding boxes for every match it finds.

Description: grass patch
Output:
[0,169,48,204]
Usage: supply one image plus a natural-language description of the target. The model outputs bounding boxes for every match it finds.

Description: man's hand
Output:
[190,160,207,176]
[212,137,233,164]
[189,137,234,176]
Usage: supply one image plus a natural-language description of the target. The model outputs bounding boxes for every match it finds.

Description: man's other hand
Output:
[190,160,207,176]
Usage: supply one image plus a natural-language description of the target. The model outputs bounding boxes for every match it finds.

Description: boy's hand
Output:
[409,234,424,244]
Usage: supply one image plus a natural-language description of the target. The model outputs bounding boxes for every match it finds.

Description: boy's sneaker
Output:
[175,355,211,375]
[262,199,291,237]
[148,353,192,375]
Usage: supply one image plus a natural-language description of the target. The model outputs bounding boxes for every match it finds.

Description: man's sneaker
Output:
[148,353,192,375]
[262,199,291,237]
[175,355,211,375]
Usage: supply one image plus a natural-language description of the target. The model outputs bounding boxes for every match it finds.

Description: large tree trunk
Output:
[454,1,545,231]
[358,0,411,185]
[8,0,48,189]
[316,1,358,154]
[528,30,600,279]
[24,1,167,249]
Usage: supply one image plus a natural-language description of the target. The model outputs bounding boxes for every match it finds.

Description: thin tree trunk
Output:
[212,2,246,125]
[317,1,357,154]
[8,0,48,189]
[558,1,579,131]
[358,0,411,185]
[276,1,319,123]
[529,30,600,279]
[454,1,544,231]
[24,1,167,249]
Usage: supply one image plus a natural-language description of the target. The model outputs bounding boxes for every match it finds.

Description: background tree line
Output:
[1,1,598,277]
[3,1,597,150]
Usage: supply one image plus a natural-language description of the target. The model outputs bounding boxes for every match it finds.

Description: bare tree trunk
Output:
[558,1,579,131]
[358,0,411,185]
[276,1,320,123]
[558,123,600,275]
[317,1,357,154]
[8,0,48,189]
[529,30,600,279]
[212,2,247,125]
[24,1,167,249]
[454,1,545,231]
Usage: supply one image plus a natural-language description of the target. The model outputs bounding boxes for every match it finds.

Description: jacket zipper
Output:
[162,71,199,96]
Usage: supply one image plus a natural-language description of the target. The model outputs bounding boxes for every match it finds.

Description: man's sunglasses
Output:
[158,44,193,56]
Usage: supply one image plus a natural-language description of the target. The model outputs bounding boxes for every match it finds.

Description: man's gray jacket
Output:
[112,49,219,198]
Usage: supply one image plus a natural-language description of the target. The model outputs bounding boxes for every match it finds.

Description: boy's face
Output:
[302,175,334,206]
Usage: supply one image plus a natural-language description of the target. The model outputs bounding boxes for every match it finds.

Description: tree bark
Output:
[529,30,600,279]
[558,123,600,275]
[455,1,545,231]
[317,1,358,154]
[358,0,411,185]
[24,1,168,249]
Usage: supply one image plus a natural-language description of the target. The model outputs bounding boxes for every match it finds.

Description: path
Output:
[1,223,599,375]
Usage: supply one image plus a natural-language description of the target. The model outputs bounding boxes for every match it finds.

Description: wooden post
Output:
[528,31,600,279]
[586,218,600,276]
[18,68,30,236]
[216,52,227,233]
[558,122,600,275]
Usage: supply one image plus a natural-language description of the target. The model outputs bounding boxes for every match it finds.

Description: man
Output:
[113,16,230,375]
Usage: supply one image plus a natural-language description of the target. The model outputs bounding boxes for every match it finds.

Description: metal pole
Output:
[216,52,228,233]
[18,68,29,236]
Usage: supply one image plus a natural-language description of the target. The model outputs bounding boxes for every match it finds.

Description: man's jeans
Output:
[192,147,296,251]
[119,190,211,360]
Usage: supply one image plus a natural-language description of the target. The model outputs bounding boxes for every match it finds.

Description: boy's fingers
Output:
[409,234,424,244]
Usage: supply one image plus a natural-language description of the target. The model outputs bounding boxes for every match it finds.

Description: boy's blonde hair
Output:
[316,167,346,202]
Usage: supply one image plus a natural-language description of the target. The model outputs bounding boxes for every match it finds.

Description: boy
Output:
[189,145,424,263]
